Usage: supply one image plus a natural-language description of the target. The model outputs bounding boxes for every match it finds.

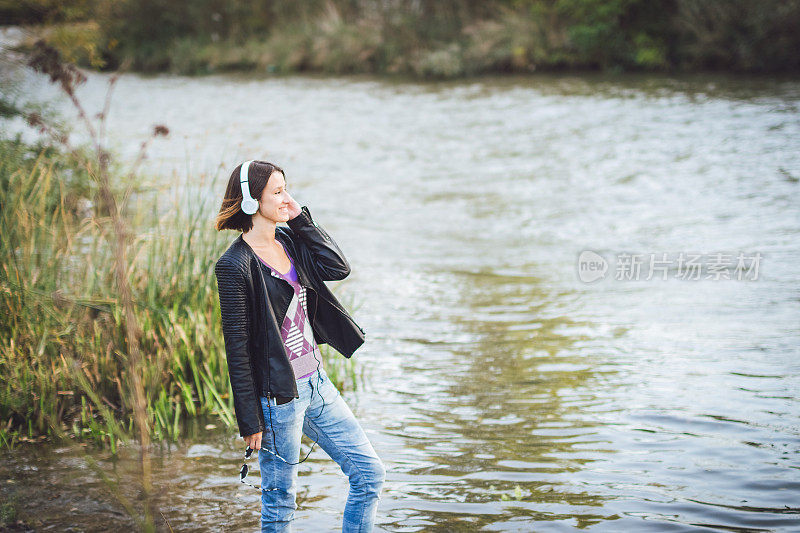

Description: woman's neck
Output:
[243,216,278,248]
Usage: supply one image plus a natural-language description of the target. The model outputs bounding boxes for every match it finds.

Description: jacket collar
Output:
[235,230,314,288]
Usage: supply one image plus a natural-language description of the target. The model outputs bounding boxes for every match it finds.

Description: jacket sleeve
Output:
[214,257,265,438]
[286,205,352,281]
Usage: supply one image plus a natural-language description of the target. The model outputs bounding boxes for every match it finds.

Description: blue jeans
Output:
[258,367,385,532]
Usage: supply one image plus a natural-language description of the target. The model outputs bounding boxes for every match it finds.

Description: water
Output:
[2,46,800,530]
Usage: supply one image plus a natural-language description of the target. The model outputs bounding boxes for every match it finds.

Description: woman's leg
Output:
[301,369,386,533]
[259,395,306,533]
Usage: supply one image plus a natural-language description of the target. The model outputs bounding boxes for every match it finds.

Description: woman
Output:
[213,159,385,532]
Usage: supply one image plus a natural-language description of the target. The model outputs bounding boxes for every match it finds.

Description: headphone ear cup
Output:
[241,198,259,214]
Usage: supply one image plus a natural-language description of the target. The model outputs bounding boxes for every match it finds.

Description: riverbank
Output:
[4,0,799,79]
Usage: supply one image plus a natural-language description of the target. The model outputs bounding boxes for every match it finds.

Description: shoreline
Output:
[4,23,799,82]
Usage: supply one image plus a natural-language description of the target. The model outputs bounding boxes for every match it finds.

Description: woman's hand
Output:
[285,192,302,220]
[244,431,263,450]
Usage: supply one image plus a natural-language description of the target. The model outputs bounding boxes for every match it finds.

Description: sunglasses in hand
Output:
[240,445,278,492]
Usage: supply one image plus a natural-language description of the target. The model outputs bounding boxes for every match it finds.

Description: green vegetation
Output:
[0,493,19,527]
[4,0,798,78]
[0,43,361,453]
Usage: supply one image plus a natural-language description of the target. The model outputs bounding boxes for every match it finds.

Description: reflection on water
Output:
[2,67,799,531]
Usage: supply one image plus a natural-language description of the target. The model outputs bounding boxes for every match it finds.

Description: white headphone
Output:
[239,160,259,215]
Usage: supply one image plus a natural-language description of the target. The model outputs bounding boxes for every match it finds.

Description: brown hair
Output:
[215,160,286,232]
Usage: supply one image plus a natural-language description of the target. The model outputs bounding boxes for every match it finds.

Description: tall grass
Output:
[0,136,360,450]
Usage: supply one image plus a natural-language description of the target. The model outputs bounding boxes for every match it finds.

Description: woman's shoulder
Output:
[215,235,251,275]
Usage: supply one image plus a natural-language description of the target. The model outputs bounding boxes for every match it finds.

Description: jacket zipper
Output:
[257,261,275,402]
[309,285,318,330]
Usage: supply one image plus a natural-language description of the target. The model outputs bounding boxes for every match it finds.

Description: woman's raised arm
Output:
[286,205,352,281]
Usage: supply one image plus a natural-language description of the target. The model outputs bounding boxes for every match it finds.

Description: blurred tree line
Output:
[2,0,798,76]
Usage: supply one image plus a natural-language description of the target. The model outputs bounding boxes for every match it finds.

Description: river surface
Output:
[2,42,800,531]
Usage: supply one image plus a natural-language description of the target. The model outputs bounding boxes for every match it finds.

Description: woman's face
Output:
[257,170,291,223]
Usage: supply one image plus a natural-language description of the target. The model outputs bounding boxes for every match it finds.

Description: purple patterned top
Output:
[257,243,322,380]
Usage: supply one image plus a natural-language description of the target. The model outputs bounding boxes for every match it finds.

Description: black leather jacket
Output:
[214,206,365,437]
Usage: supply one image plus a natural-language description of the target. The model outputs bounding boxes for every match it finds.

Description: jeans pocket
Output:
[264,396,294,407]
